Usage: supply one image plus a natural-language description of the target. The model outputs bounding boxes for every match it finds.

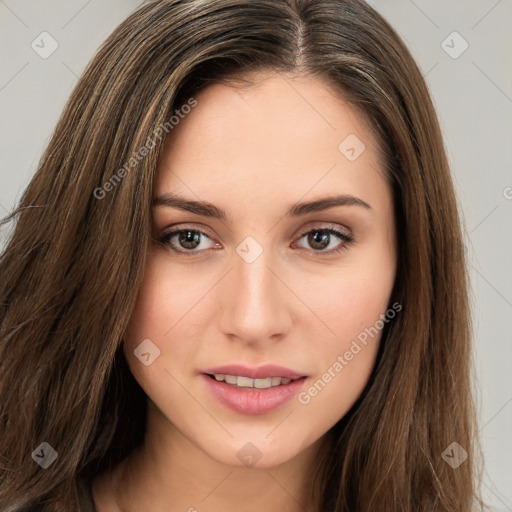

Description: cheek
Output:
[125,251,207,343]
[122,253,201,387]
[295,247,396,417]
[295,293,388,430]
[122,254,209,427]
[308,244,396,347]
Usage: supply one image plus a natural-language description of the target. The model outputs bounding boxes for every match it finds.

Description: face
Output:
[123,71,397,469]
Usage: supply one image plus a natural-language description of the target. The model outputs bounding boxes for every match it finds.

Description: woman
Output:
[0,0,483,510]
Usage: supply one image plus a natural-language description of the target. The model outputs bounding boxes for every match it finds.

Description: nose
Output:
[218,241,293,347]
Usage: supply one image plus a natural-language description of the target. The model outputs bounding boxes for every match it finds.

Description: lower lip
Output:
[201,374,307,415]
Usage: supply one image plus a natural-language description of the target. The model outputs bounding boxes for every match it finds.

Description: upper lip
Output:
[201,364,307,380]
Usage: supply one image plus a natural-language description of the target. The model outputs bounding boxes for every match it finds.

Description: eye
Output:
[293,225,354,254]
[158,227,219,255]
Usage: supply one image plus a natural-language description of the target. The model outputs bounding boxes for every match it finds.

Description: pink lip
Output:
[200,364,306,380]
[201,374,308,415]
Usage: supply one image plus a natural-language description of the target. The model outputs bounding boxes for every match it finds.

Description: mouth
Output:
[204,373,305,389]
[200,364,309,415]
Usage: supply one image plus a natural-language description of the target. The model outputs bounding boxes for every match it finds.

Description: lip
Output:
[201,373,308,415]
[200,364,306,380]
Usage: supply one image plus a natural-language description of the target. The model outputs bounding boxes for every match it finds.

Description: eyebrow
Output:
[152,192,372,220]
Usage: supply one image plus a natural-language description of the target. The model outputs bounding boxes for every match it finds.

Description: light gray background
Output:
[1,0,511,509]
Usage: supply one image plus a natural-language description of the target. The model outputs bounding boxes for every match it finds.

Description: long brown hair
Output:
[0,0,483,510]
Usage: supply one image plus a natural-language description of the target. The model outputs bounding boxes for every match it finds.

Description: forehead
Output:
[155,71,387,216]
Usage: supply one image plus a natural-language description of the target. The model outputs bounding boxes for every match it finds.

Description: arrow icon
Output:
[32,442,58,468]
[444,449,455,458]
[236,441,263,467]
[236,236,263,263]
[31,32,59,59]
[339,134,365,161]
[134,339,161,366]
[440,31,468,59]
[441,441,468,468]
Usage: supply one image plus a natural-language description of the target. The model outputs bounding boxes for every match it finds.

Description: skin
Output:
[92,70,397,512]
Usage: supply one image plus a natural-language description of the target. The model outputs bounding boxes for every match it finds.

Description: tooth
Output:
[213,374,296,388]
[254,377,273,389]
[236,376,254,388]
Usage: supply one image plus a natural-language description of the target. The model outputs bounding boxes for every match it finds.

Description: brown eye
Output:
[159,228,218,255]
[294,227,354,254]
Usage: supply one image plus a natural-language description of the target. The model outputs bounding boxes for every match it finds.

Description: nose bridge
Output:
[236,242,273,308]
[220,235,291,343]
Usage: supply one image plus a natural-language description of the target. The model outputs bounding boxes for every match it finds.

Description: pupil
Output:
[309,231,329,250]
[179,231,200,249]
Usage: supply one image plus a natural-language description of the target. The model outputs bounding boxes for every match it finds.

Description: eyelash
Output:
[157,223,355,257]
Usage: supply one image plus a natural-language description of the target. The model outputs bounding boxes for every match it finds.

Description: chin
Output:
[200,431,316,470]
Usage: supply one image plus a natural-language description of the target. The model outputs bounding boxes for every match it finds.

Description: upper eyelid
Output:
[296,224,352,238]
[160,224,215,240]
